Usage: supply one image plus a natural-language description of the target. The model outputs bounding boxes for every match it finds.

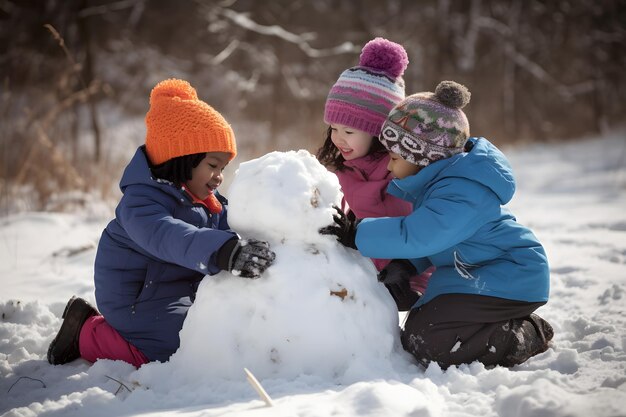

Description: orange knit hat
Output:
[145,79,237,165]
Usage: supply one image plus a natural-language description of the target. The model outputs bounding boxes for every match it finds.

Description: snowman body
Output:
[171,150,400,381]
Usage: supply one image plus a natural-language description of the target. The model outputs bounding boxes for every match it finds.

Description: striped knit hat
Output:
[380,81,471,167]
[145,79,237,165]
[324,38,408,137]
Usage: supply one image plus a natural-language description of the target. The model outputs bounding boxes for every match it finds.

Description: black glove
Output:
[385,282,421,311]
[377,259,417,285]
[217,238,276,278]
[319,206,359,249]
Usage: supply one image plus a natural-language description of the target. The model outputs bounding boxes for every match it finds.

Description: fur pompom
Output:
[434,81,471,109]
[359,37,409,78]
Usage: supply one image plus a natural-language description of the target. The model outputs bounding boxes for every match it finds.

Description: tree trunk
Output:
[77,0,102,162]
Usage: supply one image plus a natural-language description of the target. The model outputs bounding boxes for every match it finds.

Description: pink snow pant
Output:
[79,315,149,368]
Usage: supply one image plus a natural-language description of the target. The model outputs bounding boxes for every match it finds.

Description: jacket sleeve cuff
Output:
[215,238,239,271]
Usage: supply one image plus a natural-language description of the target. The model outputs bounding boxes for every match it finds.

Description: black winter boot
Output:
[500,313,554,367]
[47,296,99,365]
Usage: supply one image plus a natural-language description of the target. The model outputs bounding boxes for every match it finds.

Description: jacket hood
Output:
[391,137,516,205]
[119,146,184,201]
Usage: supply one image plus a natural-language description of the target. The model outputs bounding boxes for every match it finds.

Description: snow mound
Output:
[159,150,401,383]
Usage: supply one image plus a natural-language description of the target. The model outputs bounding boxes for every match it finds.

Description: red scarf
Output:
[182,185,223,214]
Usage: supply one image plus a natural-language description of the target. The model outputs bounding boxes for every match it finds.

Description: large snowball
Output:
[227,149,342,244]
[163,150,401,383]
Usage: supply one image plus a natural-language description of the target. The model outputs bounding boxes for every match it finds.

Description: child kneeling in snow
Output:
[316,37,434,310]
[321,81,553,368]
[47,79,275,367]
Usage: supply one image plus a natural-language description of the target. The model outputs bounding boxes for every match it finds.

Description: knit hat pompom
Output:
[359,37,409,78]
[150,79,198,105]
[434,80,471,109]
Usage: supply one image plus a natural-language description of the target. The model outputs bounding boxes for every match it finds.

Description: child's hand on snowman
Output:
[217,238,276,278]
[319,205,359,249]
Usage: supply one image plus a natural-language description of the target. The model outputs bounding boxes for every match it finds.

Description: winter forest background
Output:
[1,0,625,215]
[2,2,626,416]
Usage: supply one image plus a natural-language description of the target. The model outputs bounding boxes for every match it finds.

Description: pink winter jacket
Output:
[335,153,412,272]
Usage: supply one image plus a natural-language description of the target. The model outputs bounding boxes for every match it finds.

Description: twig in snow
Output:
[7,376,47,393]
[244,368,274,407]
[105,375,133,395]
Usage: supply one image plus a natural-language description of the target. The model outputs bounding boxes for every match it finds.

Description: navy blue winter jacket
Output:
[94,146,237,361]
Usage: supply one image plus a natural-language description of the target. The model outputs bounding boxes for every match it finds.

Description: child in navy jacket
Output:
[48,79,275,366]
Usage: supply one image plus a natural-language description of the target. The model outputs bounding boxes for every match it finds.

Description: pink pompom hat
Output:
[324,37,409,137]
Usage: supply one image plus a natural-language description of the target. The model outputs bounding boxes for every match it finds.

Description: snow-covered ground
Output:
[1,132,625,417]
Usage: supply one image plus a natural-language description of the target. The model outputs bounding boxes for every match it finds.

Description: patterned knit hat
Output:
[324,37,408,137]
[145,79,237,165]
[379,81,471,167]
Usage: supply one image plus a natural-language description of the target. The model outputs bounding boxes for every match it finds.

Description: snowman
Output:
[162,150,402,383]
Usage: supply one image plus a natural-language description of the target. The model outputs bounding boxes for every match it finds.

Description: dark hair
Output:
[150,152,207,185]
[315,126,387,171]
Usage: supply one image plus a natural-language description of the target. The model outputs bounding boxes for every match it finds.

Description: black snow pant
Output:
[400,294,549,369]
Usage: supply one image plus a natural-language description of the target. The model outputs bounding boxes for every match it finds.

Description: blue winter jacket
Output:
[94,146,237,362]
[356,137,549,308]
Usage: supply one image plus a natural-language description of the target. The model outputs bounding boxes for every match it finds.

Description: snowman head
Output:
[227,150,342,245]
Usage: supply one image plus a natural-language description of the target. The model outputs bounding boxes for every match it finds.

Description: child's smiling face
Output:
[187,152,231,199]
[329,124,374,161]
[387,152,421,179]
